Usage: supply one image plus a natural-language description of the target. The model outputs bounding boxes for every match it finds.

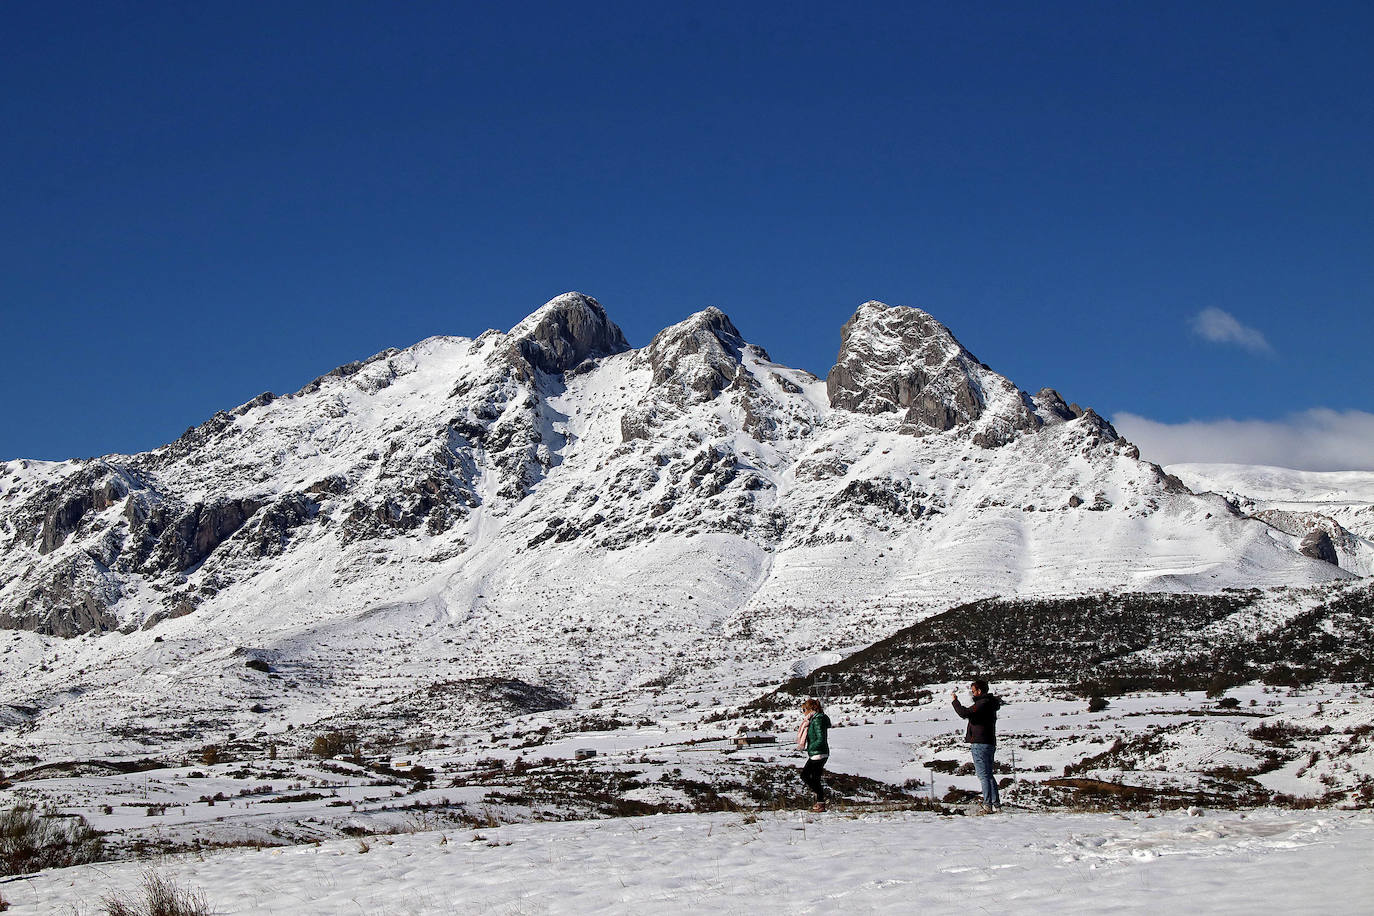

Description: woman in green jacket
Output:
[795,698,831,811]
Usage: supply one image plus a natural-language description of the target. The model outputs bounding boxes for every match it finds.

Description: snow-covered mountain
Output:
[1168,463,1374,576]
[0,294,1357,760]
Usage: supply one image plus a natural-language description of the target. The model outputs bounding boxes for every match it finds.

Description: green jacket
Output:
[806,712,831,757]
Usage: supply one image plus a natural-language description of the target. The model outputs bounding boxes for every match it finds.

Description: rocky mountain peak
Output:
[1031,387,1081,424]
[826,301,1037,444]
[507,292,630,375]
[645,307,751,401]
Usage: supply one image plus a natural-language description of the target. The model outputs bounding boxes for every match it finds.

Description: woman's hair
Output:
[802,698,823,714]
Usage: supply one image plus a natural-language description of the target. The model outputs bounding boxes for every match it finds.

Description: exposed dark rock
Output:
[39,490,96,555]
[296,348,402,396]
[741,398,779,439]
[829,478,920,517]
[162,411,240,462]
[1299,529,1340,565]
[486,414,540,453]
[1032,388,1077,423]
[685,445,739,497]
[338,469,476,544]
[241,493,317,558]
[0,293,1318,651]
[508,293,630,376]
[527,513,608,547]
[794,456,850,481]
[233,392,277,416]
[1078,409,1121,442]
[305,476,348,497]
[827,303,974,419]
[620,407,657,442]
[1148,464,1191,494]
[146,498,264,573]
[27,469,132,555]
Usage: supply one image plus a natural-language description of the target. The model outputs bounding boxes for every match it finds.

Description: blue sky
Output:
[3,2,1372,467]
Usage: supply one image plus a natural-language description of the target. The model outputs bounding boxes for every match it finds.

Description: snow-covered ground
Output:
[9,807,1371,914]
[4,681,1371,872]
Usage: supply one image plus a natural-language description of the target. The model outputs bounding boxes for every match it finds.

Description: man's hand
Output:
[950,691,958,701]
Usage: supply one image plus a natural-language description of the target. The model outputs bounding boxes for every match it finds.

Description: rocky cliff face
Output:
[825,302,1043,447]
[1299,528,1341,565]
[508,292,630,377]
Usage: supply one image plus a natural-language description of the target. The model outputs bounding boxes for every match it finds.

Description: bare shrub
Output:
[311,730,360,759]
[0,802,104,875]
[103,869,214,916]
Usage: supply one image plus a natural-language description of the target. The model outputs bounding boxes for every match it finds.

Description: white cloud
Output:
[1114,408,1374,472]
[1190,307,1273,354]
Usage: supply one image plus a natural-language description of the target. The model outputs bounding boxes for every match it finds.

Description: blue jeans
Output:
[971,743,999,806]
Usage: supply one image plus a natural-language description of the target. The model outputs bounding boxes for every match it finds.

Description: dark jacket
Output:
[952,693,1002,744]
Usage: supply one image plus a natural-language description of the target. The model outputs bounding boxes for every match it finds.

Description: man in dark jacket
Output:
[951,679,1003,812]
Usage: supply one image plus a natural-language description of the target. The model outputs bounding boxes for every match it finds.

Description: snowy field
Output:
[8,807,1371,914]
[7,682,1372,856]
[4,683,1373,913]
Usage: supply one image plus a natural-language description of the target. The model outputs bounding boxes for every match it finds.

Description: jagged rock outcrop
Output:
[3,292,1366,777]
[508,292,629,376]
[1032,388,1079,424]
[38,477,127,555]
[0,552,120,637]
[1252,510,1366,572]
[646,308,748,401]
[1300,529,1340,565]
[826,302,1039,446]
[146,498,264,573]
[241,493,318,557]
[622,308,770,441]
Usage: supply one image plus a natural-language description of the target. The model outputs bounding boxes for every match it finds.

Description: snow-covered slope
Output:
[1169,462,1374,575]
[0,294,1356,761]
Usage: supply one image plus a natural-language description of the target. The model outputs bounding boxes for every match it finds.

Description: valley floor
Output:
[7,806,1369,914]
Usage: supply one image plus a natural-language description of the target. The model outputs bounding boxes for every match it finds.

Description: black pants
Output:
[800,756,827,802]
